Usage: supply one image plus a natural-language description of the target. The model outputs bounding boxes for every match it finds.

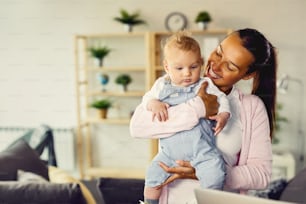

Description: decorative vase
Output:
[122,85,128,92]
[197,22,208,30]
[98,109,108,119]
[98,74,109,92]
[124,24,133,32]
[93,58,104,67]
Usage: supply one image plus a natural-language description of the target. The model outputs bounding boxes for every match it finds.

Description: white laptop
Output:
[194,188,295,204]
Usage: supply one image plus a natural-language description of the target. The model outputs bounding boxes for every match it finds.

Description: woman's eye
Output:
[227,66,234,71]
[215,50,222,57]
[227,64,237,72]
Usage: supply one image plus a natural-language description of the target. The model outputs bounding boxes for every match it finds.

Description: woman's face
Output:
[204,33,255,94]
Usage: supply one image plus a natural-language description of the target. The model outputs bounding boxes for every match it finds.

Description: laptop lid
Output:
[194,188,295,204]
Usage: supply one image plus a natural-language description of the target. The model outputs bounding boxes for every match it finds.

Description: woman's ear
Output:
[243,72,256,80]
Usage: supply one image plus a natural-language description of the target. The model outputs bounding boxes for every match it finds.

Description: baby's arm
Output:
[202,77,231,135]
[209,112,230,135]
[147,99,170,122]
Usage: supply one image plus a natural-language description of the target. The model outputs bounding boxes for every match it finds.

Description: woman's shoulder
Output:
[234,89,262,103]
[238,92,266,114]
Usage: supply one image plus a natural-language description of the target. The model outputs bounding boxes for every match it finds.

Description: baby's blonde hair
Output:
[163,30,202,57]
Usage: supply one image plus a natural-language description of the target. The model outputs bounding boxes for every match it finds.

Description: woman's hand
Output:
[156,160,197,190]
[197,82,219,118]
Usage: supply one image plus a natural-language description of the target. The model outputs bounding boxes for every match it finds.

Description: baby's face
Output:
[164,46,203,87]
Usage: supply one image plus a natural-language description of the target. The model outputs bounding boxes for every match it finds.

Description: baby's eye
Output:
[176,67,183,70]
[191,64,200,69]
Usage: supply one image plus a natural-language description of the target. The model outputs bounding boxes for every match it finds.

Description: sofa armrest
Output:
[279,167,306,203]
[0,182,86,204]
[98,177,144,204]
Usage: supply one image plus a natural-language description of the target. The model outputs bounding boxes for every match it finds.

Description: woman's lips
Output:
[207,64,221,79]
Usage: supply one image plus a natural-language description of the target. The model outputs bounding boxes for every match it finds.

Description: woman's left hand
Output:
[156,160,197,190]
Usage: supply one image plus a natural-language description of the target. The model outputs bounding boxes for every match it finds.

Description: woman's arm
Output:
[130,96,205,138]
[225,95,272,191]
[130,82,219,139]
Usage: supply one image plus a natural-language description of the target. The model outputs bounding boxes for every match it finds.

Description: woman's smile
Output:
[206,63,221,79]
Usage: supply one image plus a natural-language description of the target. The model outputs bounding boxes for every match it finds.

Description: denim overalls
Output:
[145,78,225,189]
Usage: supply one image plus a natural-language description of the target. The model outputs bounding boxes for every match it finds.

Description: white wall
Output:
[0,0,305,173]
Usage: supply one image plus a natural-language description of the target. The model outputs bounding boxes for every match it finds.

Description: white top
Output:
[216,87,243,166]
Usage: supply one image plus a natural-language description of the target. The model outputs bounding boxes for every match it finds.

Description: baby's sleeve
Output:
[142,76,165,109]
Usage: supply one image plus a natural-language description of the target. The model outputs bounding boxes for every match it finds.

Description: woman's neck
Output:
[221,86,233,95]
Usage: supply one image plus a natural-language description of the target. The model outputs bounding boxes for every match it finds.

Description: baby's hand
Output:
[209,112,230,135]
[147,99,170,122]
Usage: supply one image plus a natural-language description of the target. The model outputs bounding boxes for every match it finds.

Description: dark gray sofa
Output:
[277,167,306,203]
[97,177,144,204]
[0,138,87,204]
[0,182,84,204]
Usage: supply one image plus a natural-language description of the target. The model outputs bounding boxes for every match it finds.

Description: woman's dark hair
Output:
[237,28,277,139]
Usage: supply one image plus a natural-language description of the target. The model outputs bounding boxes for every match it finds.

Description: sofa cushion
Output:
[0,139,49,181]
[98,177,144,204]
[17,169,49,183]
[0,181,84,204]
[49,166,96,204]
[279,167,306,203]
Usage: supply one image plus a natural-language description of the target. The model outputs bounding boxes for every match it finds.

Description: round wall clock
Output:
[165,12,188,32]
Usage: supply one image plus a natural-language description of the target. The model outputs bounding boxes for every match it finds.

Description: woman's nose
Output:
[213,60,225,72]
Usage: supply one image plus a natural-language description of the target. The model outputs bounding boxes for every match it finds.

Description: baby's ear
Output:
[163,59,169,73]
[201,57,204,65]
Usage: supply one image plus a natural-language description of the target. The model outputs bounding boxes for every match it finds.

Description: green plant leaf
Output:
[115,74,132,85]
[195,11,212,23]
[114,9,146,25]
[88,46,112,59]
[90,99,112,109]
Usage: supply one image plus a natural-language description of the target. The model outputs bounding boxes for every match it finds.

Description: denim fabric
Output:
[145,79,225,189]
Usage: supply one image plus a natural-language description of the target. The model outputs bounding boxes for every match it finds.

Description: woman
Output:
[130,28,277,204]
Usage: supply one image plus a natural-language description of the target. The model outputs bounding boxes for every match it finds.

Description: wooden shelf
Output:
[87,90,145,97]
[85,67,147,72]
[85,117,130,125]
[75,32,153,179]
[76,32,149,39]
[86,167,145,179]
[152,29,232,36]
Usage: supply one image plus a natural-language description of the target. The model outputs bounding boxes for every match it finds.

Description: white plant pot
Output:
[93,58,103,67]
[124,24,133,32]
[197,22,208,30]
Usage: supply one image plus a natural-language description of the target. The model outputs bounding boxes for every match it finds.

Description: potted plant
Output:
[88,46,112,67]
[115,74,132,92]
[114,9,146,32]
[90,98,112,119]
[273,103,289,144]
[195,11,212,30]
